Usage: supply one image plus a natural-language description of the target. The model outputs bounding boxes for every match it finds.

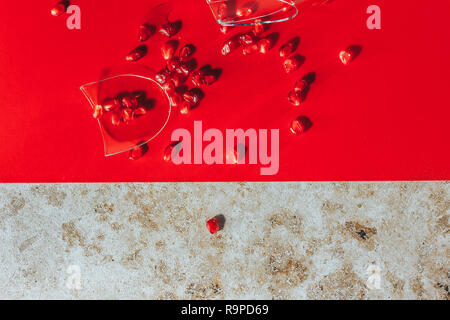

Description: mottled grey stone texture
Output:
[0,182,448,300]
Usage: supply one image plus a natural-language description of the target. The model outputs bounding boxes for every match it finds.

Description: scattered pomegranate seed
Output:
[216,3,230,20]
[125,45,147,62]
[121,96,137,108]
[253,19,266,36]
[138,24,155,42]
[179,101,191,114]
[179,59,196,76]
[122,108,133,123]
[243,43,259,55]
[287,90,302,106]
[102,98,120,112]
[93,105,103,119]
[172,73,186,87]
[294,79,309,93]
[159,22,178,37]
[183,89,201,106]
[236,3,256,18]
[163,141,182,162]
[129,143,149,160]
[167,57,182,73]
[161,40,177,61]
[279,39,298,58]
[219,25,232,34]
[156,68,171,84]
[133,107,147,116]
[290,116,311,135]
[283,55,302,73]
[50,2,66,17]
[163,80,176,93]
[111,111,121,126]
[168,92,183,107]
[203,74,217,86]
[191,70,204,87]
[179,44,195,60]
[206,216,224,234]
[258,38,273,54]
[339,50,353,65]
[239,32,256,46]
[221,37,239,56]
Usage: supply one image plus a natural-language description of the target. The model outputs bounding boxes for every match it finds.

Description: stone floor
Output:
[0,182,448,299]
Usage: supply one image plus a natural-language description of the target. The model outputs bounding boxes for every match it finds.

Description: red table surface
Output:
[0,0,449,182]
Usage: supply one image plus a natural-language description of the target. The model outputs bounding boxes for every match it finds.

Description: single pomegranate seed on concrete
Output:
[93,105,103,119]
[133,107,147,116]
[50,2,66,17]
[221,37,239,56]
[279,39,297,58]
[287,90,302,106]
[236,3,256,17]
[258,38,272,54]
[183,89,201,106]
[125,45,147,62]
[179,101,191,114]
[206,215,224,234]
[290,116,311,135]
[102,98,120,112]
[179,44,195,60]
[161,40,177,61]
[168,92,183,107]
[339,50,353,65]
[283,55,302,73]
[239,32,256,46]
[138,24,155,42]
[129,143,149,160]
[243,43,259,55]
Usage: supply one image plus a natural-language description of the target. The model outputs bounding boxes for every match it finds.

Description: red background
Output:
[0,0,449,182]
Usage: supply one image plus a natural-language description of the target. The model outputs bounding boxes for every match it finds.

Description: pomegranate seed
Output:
[102,98,120,112]
[167,57,181,72]
[125,45,147,62]
[163,141,182,162]
[203,74,217,86]
[156,68,171,84]
[133,107,147,116]
[339,50,353,65]
[179,44,195,60]
[290,116,311,135]
[122,108,133,122]
[258,38,272,54]
[50,2,66,17]
[287,90,302,106]
[253,19,266,36]
[161,40,177,61]
[138,24,155,42]
[159,22,178,37]
[179,60,196,76]
[294,79,309,93]
[279,39,298,58]
[236,3,256,17]
[163,80,176,93]
[283,55,302,73]
[172,73,186,87]
[121,96,137,108]
[206,216,224,234]
[111,111,121,126]
[183,90,201,106]
[221,37,239,56]
[239,32,256,46]
[129,143,148,160]
[242,43,259,55]
[216,3,230,20]
[93,105,103,119]
[168,92,183,107]
[179,101,191,114]
[219,25,232,34]
[191,71,204,87]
